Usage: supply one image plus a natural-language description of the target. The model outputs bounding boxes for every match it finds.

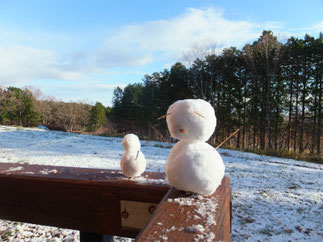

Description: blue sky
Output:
[0,0,322,106]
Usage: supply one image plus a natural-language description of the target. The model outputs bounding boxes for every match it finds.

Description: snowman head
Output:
[122,134,141,153]
[166,99,216,142]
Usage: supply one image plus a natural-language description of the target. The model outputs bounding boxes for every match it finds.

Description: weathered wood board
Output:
[136,176,231,241]
[0,162,168,238]
[0,162,231,240]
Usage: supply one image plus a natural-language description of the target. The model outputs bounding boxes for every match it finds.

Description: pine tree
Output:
[0,87,40,126]
[88,102,106,132]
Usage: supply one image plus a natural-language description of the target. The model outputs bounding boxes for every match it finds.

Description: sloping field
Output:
[0,126,322,241]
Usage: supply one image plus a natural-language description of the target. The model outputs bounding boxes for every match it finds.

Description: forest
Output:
[0,31,322,162]
[0,87,107,133]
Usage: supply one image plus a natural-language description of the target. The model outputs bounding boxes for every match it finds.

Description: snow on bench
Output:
[0,162,231,241]
[136,176,231,241]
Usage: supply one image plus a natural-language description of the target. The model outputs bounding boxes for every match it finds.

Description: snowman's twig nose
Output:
[179,129,187,134]
[193,111,205,118]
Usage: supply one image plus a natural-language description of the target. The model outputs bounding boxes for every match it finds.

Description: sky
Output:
[0,0,322,107]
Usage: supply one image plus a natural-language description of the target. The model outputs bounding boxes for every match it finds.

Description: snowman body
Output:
[166,140,224,196]
[120,134,146,177]
[165,99,225,196]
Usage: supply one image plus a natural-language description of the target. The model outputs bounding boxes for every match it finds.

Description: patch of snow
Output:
[21,171,35,175]
[168,195,218,226]
[185,224,205,233]
[206,232,215,241]
[194,233,205,241]
[124,176,168,185]
[0,125,322,241]
[1,166,24,173]
[39,169,58,175]
[0,220,79,241]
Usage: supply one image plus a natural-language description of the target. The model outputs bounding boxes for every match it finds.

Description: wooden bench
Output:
[0,162,231,241]
[136,177,231,241]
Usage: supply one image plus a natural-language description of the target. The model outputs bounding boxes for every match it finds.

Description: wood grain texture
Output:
[0,163,168,238]
[0,163,231,240]
[136,176,231,242]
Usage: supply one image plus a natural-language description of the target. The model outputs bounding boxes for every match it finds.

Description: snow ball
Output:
[120,151,146,177]
[165,140,225,196]
[166,99,216,142]
[121,134,141,153]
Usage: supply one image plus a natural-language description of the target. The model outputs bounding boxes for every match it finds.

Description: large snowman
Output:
[165,99,225,196]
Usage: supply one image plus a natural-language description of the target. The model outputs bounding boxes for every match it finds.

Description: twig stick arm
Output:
[157,113,170,120]
[215,128,240,150]
[152,126,173,147]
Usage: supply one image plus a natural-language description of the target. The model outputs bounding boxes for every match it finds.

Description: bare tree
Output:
[182,40,219,66]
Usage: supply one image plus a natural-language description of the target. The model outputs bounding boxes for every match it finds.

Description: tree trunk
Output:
[287,77,293,151]
[299,68,307,154]
[236,108,241,149]
[311,80,318,154]
[294,73,300,152]
[317,76,322,155]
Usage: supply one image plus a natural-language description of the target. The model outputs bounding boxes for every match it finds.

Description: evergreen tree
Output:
[88,102,106,131]
[0,87,40,126]
[243,30,284,149]
[109,31,322,157]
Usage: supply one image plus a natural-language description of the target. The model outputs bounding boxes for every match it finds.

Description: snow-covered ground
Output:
[0,125,322,241]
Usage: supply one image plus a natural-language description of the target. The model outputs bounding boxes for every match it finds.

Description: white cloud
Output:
[96,7,261,66]
[94,46,153,68]
[262,21,286,31]
[312,21,323,32]
[268,20,323,43]
[0,45,88,85]
[110,8,259,54]
[5,6,321,106]
[5,6,311,87]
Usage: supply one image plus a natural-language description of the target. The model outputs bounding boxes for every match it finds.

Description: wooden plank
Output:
[136,176,231,241]
[120,200,159,230]
[0,162,169,238]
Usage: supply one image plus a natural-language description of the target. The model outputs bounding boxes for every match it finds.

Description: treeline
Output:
[112,31,323,158]
[1,30,321,161]
[0,87,108,133]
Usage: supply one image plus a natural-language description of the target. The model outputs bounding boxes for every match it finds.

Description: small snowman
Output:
[120,134,146,177]
[165,99,225,196]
